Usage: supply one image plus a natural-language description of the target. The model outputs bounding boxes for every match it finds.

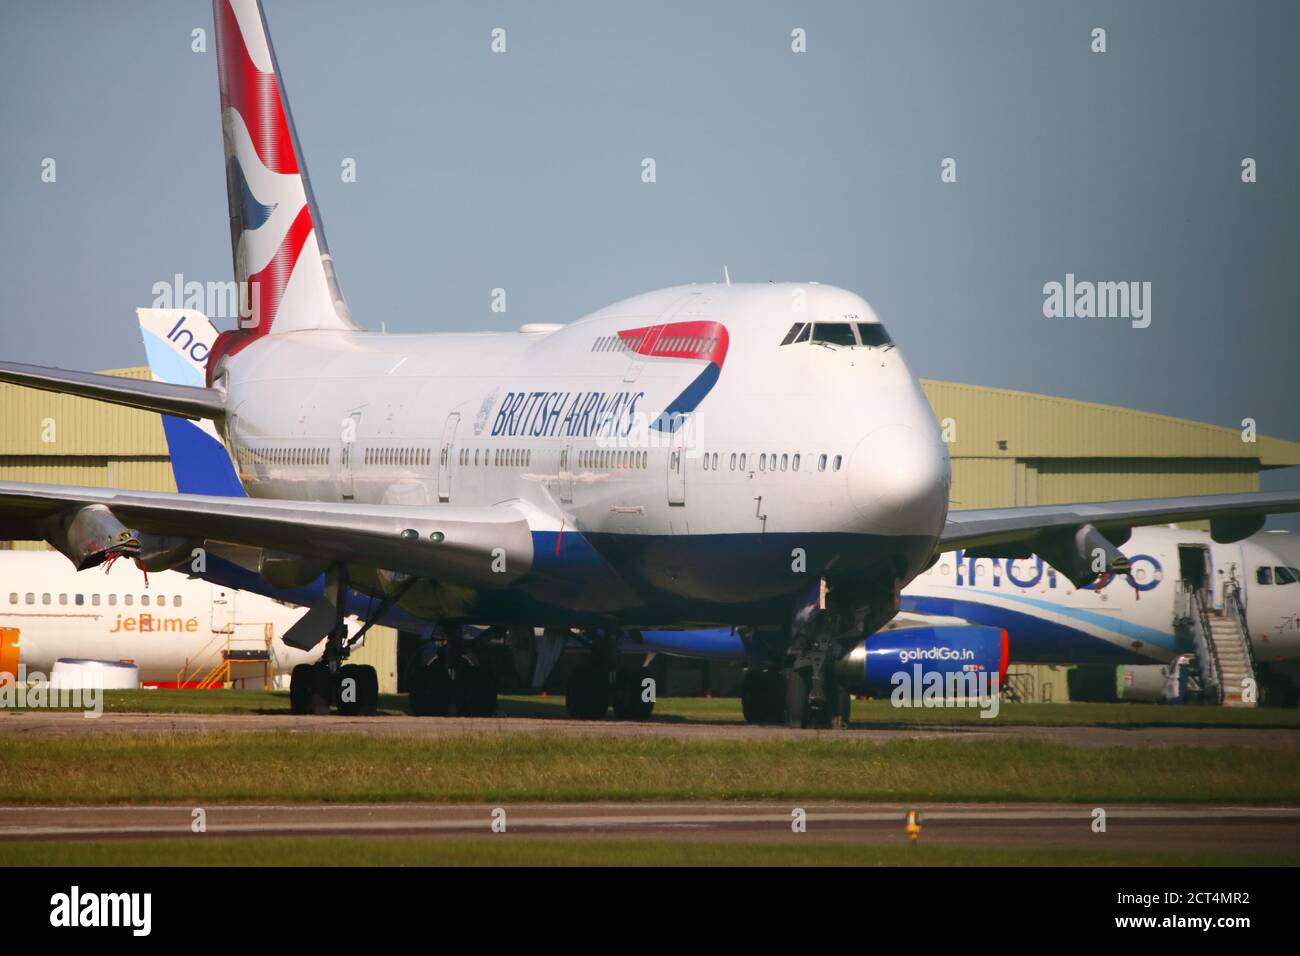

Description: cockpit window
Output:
[810,323,857,347]
[780,323,806,346]
[1274,566,1298,585]
[1258,567,1274,585]
[856,322,892,347]
[781,321,892,348]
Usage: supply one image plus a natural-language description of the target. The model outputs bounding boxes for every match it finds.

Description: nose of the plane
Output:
[846,423,950,534]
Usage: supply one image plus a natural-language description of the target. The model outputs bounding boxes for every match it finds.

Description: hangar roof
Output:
[920,380,1300,469]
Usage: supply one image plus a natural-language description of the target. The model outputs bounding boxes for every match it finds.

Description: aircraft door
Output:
[559,442,574,504]
[438,413,460,502]
[210,584,235,634]
[1178,544,1213,606]
[667,430,685,506]
[340,411,362,500]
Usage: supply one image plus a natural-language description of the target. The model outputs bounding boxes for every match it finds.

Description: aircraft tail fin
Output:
[138,309,247,497]
[207,0,359,381]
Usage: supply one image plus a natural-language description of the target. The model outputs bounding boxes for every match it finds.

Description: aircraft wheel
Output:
[453,653,498,717]
[337,663,379,716]
[289,664,314,714]
[834,687,852,728]
[291,663,333,715]
[784,667,812,729]
[408,655,451,716]
[741,668,782,724]
[612,668,655,720]
[566,663,609,720]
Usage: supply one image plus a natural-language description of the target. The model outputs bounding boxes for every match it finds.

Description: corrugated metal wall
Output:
[347,627,399,694]
[0,368,174,549]
[921,379,1300,465]
[0,368,169,456]
[1031,458,1257,502]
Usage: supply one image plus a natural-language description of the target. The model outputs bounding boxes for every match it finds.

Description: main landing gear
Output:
[564,630,655,721]
[407,624,499,717]
[287,564,381,716]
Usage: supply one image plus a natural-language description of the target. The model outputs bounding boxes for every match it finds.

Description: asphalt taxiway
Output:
[1,801,1297,852]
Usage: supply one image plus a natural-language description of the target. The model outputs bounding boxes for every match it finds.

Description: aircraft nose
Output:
[846,423,949,534]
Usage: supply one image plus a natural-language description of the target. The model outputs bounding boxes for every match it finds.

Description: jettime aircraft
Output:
[2,0,1298,726]
[0,550,327,690]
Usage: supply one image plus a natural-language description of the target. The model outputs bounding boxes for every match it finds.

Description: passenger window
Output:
[7,593,15,605]
[42,593,50,605]
[59,594,68,605]
[833,455,843,471]
[792,454,800,471]
[730,453,737,470]
[141,595,150,607]
[711,453,718,470]
[1257,567,1273,585]
[157,595,166,607]
[124,594,133,606]
[811,324,856,347]
[25,593,34,605]
[759,455,766,472]
[92,594,100,606]
[780,454,788,471]
[175,595,183,608]
[739,454,747,470]
[818,454,827,471]
[109,594,117,606]
[75,594,84,606]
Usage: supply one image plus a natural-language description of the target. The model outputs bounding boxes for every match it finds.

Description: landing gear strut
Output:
[288,564,380,716]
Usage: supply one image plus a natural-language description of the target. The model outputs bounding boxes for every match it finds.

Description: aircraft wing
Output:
[941,490,1300,553]
[0,480,532,587]
[0,361,224,421]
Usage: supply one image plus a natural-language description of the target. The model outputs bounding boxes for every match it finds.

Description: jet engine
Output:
[835,624,1009,697]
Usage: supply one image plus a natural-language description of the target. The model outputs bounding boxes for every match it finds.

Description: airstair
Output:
[176,623,276,689]
[1175,580,1257,707]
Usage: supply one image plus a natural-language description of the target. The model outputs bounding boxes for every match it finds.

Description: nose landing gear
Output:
[741,574,897,729]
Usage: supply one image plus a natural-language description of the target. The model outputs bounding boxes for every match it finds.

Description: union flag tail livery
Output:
[208,0,357,382]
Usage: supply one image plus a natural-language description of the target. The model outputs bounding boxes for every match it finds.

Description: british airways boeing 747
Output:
[2,0,1298,725]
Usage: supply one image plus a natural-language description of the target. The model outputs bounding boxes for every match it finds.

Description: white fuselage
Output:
[0,551,321,684]
[216,283,951,626]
